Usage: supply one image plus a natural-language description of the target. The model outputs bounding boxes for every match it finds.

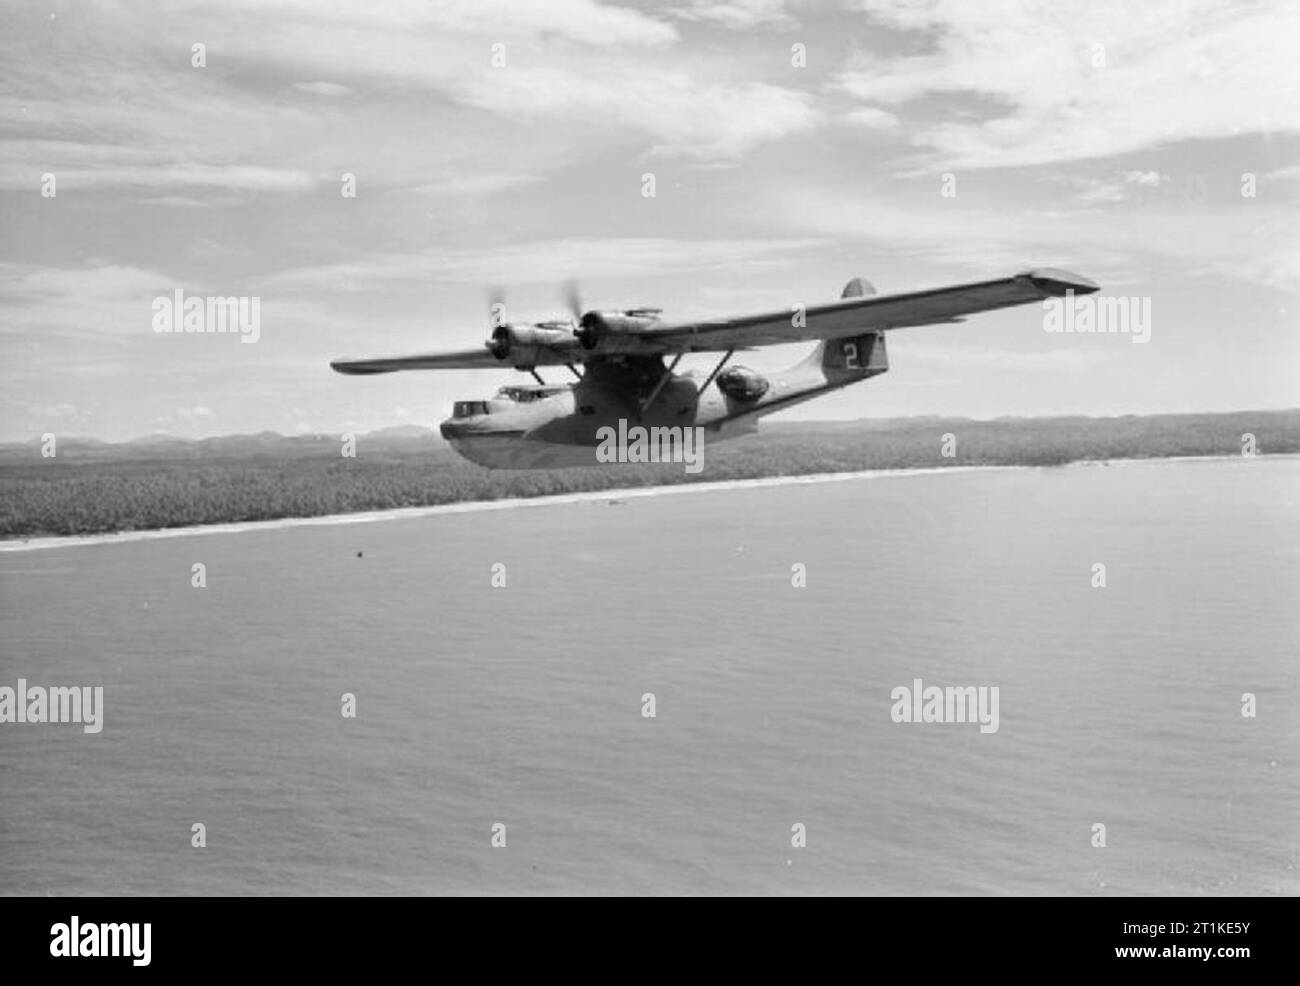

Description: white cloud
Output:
[902,341,1120,372]
[838,0,1300,169]
[258,236,829,293]
[0,264,272,342]
[27,403,80,419]
[844,106,901,130]
[294,0,681,47]
[1051,169,1172,203]
[0,164,319,192]
[767,183,1300,292]
[410,174,544,197]
[291,81,354,97]
[0,0,811,182]
[1121,171,1167,188]
[462,70,820,159]
[670,1,794,29]
[136,196,213,208]
[188,0,679,47]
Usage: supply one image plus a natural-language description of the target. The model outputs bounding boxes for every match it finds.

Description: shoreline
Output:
[0,453,1282,553]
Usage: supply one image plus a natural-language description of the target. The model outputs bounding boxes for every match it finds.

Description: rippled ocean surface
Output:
[1,457,1296,895]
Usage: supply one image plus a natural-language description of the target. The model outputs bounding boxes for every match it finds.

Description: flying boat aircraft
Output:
[331,269,1098,469]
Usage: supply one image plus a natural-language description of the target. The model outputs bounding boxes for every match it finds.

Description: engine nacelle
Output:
[716,365,770,402]
[575,310,661,350]
[486,323,579,365]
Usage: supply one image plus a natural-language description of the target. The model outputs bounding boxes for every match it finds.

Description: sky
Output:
[1,0,1297,442]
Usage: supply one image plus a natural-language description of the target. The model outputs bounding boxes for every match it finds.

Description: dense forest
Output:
[1,411,1295,538]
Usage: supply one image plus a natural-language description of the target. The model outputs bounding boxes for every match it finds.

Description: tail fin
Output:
[781,276,888,387]
[790,331,889,386]
[841,277,877,299]
[821,331,888,382]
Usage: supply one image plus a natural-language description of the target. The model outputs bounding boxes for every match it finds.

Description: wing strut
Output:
[529,369,545,385]
[695,348,735,400]
[638,353,683,418]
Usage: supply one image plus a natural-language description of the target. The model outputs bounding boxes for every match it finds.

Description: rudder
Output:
[823,332,888,381]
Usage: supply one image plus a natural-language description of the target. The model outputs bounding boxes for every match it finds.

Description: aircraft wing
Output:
[330,268,1098,373]
[641,268,1099,352]
[330,348,502,374]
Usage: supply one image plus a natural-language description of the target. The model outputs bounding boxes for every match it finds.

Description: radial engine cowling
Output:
[487,323,578,365]
[575,310,661,350]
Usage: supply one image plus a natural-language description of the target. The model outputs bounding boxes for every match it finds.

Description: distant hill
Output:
[0,425,445,463]
[6,411,1295,462]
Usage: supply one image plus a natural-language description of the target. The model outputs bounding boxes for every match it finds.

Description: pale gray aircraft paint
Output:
[331,269,1099,469]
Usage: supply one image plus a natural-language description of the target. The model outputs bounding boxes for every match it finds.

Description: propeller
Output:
[486,282,595,359]
[562,280,584,324]
[488,286,507,328]
[486,287,509,359]
[564,279,607,348]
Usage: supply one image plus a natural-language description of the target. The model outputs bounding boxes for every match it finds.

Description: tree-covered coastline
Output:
[2,411,1294,539]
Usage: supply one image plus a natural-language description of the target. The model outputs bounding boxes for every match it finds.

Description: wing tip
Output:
[330,359,382,375]
[1020,268,1100,296]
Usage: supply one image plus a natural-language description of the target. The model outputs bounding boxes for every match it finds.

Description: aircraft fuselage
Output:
[440,333,889,469]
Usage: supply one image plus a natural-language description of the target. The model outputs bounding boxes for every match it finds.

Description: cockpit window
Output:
[494,385,566,403]
[453,401,490,418]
